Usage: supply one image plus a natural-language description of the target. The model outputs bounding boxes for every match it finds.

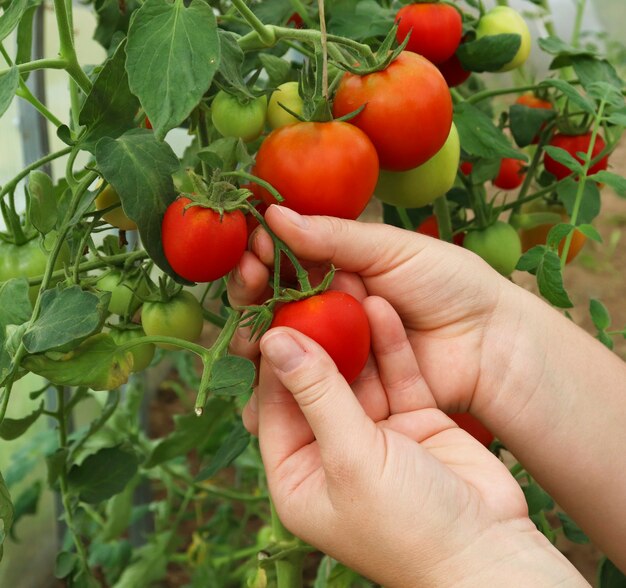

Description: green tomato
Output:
[375,123,460,208]
[95,185,137,231]
[96,270,148,317]
[267,82,303,129]
[476,6,531,72]
[464,221,522,276]
[110,327,155,372]
[211,91,267,142]
[0,237,70,305]
[141,290,204,349]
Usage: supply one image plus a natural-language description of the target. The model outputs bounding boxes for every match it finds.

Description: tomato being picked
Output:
[254,121,379,219]
[544,132,608,181]
[333,51,452,171]
[162,197,247,283]
[395,3,463,65]
[493,158,525,190]
[270,291,371,384]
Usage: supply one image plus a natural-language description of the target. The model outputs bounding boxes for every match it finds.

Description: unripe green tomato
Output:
[95,185,137,231]
[110,327,155,372]
[211,91,267,142]
[96,270,148,317]
[267,82,303,129]
[464,221,522,276]
[375,123,460,208]
[141,290,204,350]
[476,6,531,72]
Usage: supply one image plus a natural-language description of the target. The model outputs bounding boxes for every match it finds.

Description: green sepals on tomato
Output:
[162,196,247,283]
[142,290,204,349]
[493,158,525,190]
[375,123,460,208]
[270,291,371,384]
[543,132,608,181]
[464,221,522,276]
[211,90,267,143]
[416,215,465,246]
[254,121,379,219]
[475,6,531,72]
[332,51,453,171]
[110,326,155,372]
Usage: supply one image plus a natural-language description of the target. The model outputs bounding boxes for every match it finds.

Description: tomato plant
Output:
[493,158,526,190]
[395,3,463,65]
[464,221,522,276]
[110,326,155,372]
[544,132,609,180]
[96,270,148,317]
[333,51,453,171]
[95,184,138,231]
[267,81,303,129]
[142,290,204,348]
[437,53,471,87]
[162,196,247,283]
[270,291,371,384]
[211,90,267,142]
[254,121,379,219]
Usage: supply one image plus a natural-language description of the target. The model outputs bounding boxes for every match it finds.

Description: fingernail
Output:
[273,205,309,229]
[262,331,306,372]
[248,392,258,413]
[232,263,245,287]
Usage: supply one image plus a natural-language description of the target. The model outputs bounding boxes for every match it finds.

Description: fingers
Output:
[227,250,271,309]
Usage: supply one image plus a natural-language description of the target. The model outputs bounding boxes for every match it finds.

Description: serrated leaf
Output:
[0,401,43,440]
[586,81,625,108]
[589,171,626,197]
[607,111,626,126]
[16,4,39,69]
[538,36,593,57]
[79,41,140,153]
[543,146,584,175]
[112,532,170,588]
[470,159,500,184]
[196,136,252,172]
[195,421,250,482]
[27,170,57,235]
[67,446,138,504]
[536,250,573,308]
[0,66,18,119]
[509,103,555,147]
[95,129,182,281]
[9,480,41,540]
[216,30,249,95]
[0,0,28,43]
[209,356,255,396]
[457,34,521,73]
[571,56,623,93]
[539,78,595,114]
[557,179,600,224]
[454,102,525,160]
[259,54,292,88]
[589,298,611,331]
[46,448,68,488]
[327,0,394,41]
[522,482,554,515]
[546,223,574,249]
[22,333,134,391]
[126,0,220,140]
[516,245,544,274]
[23,286,109,353]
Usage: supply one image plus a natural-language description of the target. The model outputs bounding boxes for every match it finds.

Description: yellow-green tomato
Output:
[95,185,137,231]
[96,270,148,317]
[476,7,531,72]
[110,327,155,372]
[375,123,460,208]
[267,82,303,129]
[464,221,522,276]
[141,290,204,350]
[211,91,267,142]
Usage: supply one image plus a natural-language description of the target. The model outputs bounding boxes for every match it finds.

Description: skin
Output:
[228,205,626,584]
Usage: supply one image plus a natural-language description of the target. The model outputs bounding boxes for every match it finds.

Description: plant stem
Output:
[433,196,453,242]
[270,501,304,588]
[230,0,276,45]
[571,0,587,47]
[317,0,329,100]
[468,83,545,105]
[396,207,414,231]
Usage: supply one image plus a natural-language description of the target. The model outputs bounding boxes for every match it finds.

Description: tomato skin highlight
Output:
[395,3,463,65]
[449,413,495,447]
[270,291,371,384]
[544,132,608,181]
[493,158,525,190]
[333,51,453,171]
[254,121,379,219]
[416,215,465,246]
[464,221,522,276]
[162,197,247,283]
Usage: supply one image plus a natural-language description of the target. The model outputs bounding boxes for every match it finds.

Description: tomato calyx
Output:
[181,170,253,215]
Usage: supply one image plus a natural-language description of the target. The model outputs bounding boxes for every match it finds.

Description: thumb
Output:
[260,327,376,462]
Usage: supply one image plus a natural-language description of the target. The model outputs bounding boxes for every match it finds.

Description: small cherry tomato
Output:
[211,91,267,143]
[416,215,465,246]
[267,82,303,129]
[544,132,608,181]
[493,158,525,190]
[437,53,471,87]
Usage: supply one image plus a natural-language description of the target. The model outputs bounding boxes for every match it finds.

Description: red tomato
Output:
[544,132,608,180]
[395,3,463,65]
[515,93,552,110]
[254,121,379,219]
[437,53,471,87]
[332,51,453,171]
[270,291,371,384]
[144,116,152,130]
[162,197,247,282]
[449,413,495,447]
[493,158,525,190]
[460,161,473,175]
[416,215,465,246]
[287,12,304,29]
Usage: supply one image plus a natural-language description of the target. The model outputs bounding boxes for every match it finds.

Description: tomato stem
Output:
[270,500,305,588]
[230,0,276,46]
[433,195,454,243]
[317,0,329,101]
[396,207,414,231]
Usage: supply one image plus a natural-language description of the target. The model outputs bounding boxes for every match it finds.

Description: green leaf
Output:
[454,102,525,160]
[314,556,364,588]
[536,250,573,308]
[546,223,574,250]
[589,171,626,197]
[67,445,138,504]
[522,482,554,516]
[0,0,28,43]
[145,399,230,468]
[0,66,18,119]
[112,532,170,588]
[509,103,555,148]
[543,146,584,176]
[16,4,39,69]
[259,54,292,88]
[598,558,626,588]
[0,401,43,441]
[195,421,250,482]
[94,0,140,50]
[101,478,139,541]
[22,333,134,391]
[590,298,611,331]
[328,0,395,41]
[0,471,13,563]
[126,0,220,140]
[607,110,626,126]
[539,78,595,114]
[470,159,500,184]
[516,245,544,274]
[0,278,32,386]
[557,179,600,224]
[537,36,593,57]
[46,448,68,488]
[571,56,623,93]
[27,170,57,235]
[576,224,601,243]
[586,81,625,108]
[216,30,250,95]
[55,551,79,580]
[457,34,521,73]
[79,41,140,153]
[557,513,590,546]
[196,137,253,172]
[209,356,255,396]
[23,286,109,353]
[95,129,182,281]
[9,480,41,540]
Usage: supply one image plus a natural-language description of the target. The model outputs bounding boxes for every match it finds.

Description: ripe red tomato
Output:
[254,121,379,219]
[332,51,453,171]
[460,161,473,176]
[449,413,494,447]
[270,291,371,384]
[493,158,525,190]
[395,3,463,65]
[416,215,465,246]
[544,132,608,180]
[162,197,247,282]
[437,53,471,87]
[515,94,552,110]
[287,12,304,29]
